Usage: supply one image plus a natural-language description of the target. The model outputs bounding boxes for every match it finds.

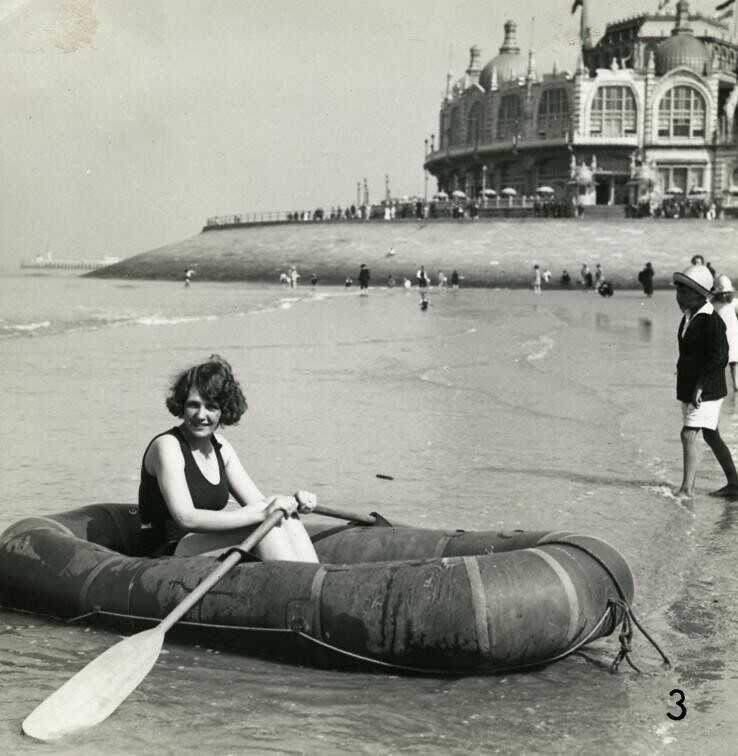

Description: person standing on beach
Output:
[358,263,370,295]
[593,264,604,290]
[532,265,542,294]
[580,264,593,290]
[638,262,654,297]
[417,265,430,305]
[288,265,300,288]
[672,265,738,499]
[184,268,195,287]
[451,270,460,289]
[712,275,738,392]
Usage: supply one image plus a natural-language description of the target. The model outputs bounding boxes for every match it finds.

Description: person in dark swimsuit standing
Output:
[138,355,318,560]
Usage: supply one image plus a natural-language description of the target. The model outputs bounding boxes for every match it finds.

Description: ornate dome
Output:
[654,0,709,76]
[479,20,527,90]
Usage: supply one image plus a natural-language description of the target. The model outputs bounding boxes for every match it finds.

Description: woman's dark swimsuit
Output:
[138,427,230,556]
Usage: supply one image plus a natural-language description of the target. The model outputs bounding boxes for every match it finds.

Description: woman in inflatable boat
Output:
[137,355,318,561]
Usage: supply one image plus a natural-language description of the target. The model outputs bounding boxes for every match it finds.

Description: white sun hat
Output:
[672,264,714,297]
[712,274,735,294]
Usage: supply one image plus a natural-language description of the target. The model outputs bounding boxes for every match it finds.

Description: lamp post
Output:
[482,165,488,208]
[424,138,429,202]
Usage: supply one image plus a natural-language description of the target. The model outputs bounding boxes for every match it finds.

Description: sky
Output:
[0,0,729,269]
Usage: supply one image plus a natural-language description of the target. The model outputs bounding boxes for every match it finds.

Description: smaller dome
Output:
[479,20,527,90]
[451,75,468,96]
[654,0,709,76]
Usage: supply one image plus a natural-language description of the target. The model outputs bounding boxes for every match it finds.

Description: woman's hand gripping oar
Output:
[22,508,288,742]
[313,505,392,526]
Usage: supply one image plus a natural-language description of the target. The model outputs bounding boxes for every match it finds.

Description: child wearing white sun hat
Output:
[711,274,738,392]
[672,265,738,499]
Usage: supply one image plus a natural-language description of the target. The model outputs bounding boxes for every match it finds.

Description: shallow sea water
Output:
[0,272,737,755]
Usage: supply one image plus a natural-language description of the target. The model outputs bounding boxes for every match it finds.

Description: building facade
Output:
[423,0,738,207]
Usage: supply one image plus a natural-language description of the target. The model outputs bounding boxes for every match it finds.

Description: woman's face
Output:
[181,386,222,439]
[675,283,705,313]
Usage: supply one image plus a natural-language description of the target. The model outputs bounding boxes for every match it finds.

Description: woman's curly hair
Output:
[166,355,247,426]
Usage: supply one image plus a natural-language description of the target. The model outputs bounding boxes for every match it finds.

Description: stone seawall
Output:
[87,218,738,289]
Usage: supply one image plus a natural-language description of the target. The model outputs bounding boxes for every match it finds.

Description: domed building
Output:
[424,0,738,208]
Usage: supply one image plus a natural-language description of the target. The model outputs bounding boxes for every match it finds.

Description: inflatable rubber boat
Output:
[0,503,634,674]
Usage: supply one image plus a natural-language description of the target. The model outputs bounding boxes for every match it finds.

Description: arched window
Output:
[658,86,706,138]
[466,102,483,146]
[449,107,462,147]
[589,86,637,137]
[537,88,570,139]
[497,94,522,140]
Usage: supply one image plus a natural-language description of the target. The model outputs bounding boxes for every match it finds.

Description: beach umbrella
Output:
[451,190,467,199]
[688,187,707,195]
[481,188,497,197]
[434,191,449,200]
[666,186,684,195]
[501,187,517,196]
[536,186,555,194]
[728,185,738,196]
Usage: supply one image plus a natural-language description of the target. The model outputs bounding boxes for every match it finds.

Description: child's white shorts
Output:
[681,399,723,430]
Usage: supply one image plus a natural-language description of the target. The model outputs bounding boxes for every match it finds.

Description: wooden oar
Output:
[312,505,377,525]
[22,508,286,742]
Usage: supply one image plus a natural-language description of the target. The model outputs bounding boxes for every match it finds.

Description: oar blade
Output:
[22,626,164,742]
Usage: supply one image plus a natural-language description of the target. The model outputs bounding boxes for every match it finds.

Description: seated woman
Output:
[138,355,318,562]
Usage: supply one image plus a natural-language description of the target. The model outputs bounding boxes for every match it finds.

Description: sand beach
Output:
[88,218,738,290]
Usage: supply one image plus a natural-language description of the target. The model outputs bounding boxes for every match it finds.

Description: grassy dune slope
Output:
[88,219,738,288]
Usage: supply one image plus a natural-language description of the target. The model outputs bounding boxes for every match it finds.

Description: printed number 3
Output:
[667,688,687,721]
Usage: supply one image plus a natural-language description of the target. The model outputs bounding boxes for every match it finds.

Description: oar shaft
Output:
[313,505,376,525]
[160,509,285,632]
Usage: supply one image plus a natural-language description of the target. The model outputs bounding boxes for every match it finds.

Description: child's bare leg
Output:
[703,427,738,497]
[730,363,737,391]
[677,427,701,497]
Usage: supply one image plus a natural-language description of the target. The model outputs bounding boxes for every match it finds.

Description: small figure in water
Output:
[532,265,542,294]
[672,265,738,500]
[637,262,654,297]
[358,263,370,295]
[184,268,195,287]
[416,265,430,306]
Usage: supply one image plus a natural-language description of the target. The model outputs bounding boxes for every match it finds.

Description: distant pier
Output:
[21,256,121,271]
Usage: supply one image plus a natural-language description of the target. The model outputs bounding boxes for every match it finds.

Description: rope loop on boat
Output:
[542,539,671,672]
[609,601,640,674]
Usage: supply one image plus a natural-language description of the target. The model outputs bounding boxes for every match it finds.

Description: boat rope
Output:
[542,539,671,671]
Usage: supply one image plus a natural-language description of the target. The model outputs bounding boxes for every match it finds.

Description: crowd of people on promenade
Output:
[626,196,719,220]
[283,196,584,223]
